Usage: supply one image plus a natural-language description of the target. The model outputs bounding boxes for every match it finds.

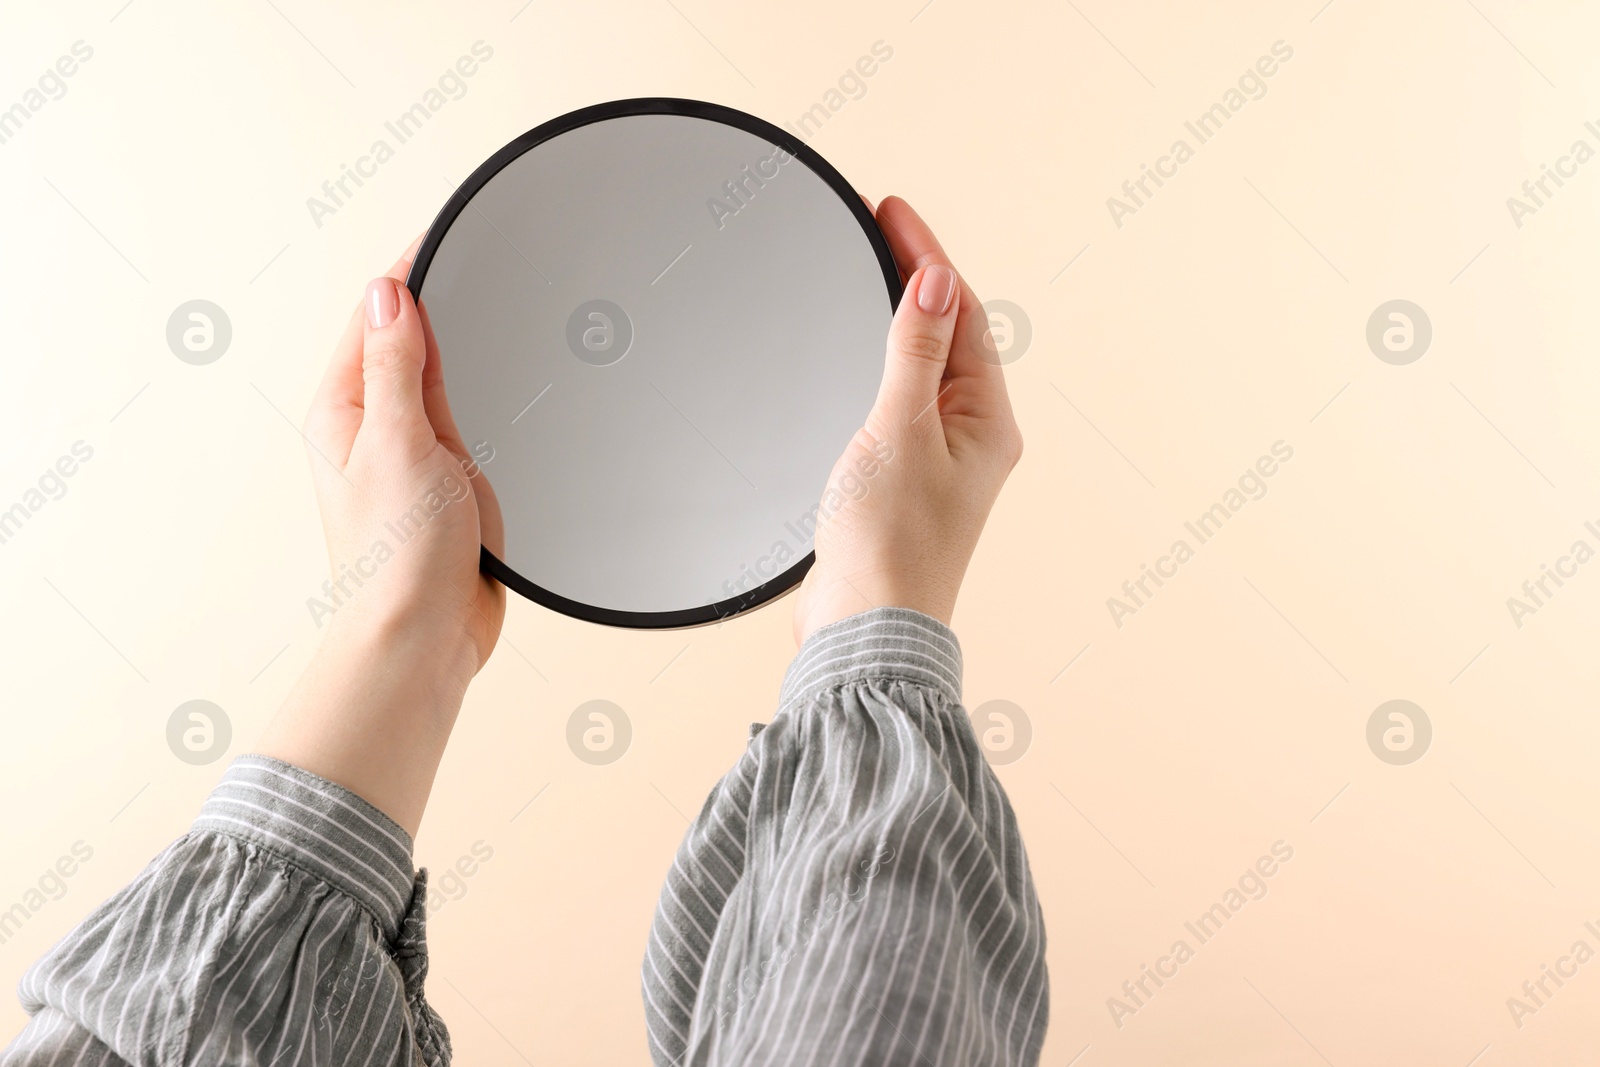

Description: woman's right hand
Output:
[791,196,1024,645]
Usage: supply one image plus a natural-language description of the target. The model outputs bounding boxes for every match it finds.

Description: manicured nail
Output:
[366,277,399,328]
[917,264,956,315]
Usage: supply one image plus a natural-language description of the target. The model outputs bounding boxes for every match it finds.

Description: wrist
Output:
[254,616,473,837]
[322,600,479,697]
[794,568,956,646]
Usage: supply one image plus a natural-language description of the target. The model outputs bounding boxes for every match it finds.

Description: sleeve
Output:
[0,755,451,1067]
[641,607,1049,1067]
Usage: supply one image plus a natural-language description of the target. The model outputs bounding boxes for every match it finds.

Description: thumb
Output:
[870,264,959,435]
[360,276,429,433]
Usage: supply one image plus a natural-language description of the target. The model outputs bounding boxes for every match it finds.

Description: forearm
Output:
[253,613,475,838]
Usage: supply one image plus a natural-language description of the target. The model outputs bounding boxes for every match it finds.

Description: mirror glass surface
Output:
[411,103,896,627]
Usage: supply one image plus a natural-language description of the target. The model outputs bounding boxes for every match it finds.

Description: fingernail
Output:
[366,277,399,328]
[916,264,956,315]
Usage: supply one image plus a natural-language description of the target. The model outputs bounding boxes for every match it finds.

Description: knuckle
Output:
[850,423,886,457]
[893,330,949,364]
[1006,427,1025,467]
[992,420,1024,468]
[363,336,420,377]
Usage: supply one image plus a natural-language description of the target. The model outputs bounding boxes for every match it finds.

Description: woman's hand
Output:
[301,239,506,679]
[254,239,505,836]
[792,196,1023,645]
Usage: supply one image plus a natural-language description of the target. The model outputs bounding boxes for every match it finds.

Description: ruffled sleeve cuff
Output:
[191,754,416,940]
[778,606,963,712]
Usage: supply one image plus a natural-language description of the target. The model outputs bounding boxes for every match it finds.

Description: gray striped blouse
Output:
[2,607,1047,1066]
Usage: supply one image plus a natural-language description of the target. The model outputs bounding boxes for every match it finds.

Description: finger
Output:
[316,236,425,408]
[876,196,1012,410]
[387,232,461,449]
[869,263,960,441]
[394,232,424,275]
[876,195,954,279]
[358,276,430,439]
[876,195,985,333]
[305,305,367,467]
[307,236,427,464]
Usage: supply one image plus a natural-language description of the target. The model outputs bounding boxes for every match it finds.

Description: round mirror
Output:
[408,98,899,628]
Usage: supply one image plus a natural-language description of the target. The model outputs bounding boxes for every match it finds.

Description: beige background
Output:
[3,0,1599,1063]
